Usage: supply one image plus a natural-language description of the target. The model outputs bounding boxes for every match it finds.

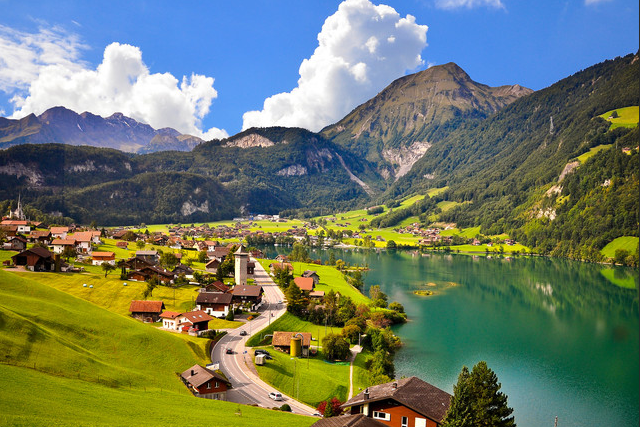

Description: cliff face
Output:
[321,62,532,179]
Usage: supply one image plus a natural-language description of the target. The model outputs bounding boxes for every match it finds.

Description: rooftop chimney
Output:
[191,369,195,376]
[392,382,398,390]
[364,388,369,399]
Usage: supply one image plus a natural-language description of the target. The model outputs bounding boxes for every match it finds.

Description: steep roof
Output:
[341,376,451,424]
[310,414,386,427]
[160,311,181,319]
[12,247,53,259]
[294,277,314,291]
[179,310,213,323]
[181,364,230,388]
[272,331,312,347]
[92,251,115,258]
[129,300,165,313]
[51,239,76,246]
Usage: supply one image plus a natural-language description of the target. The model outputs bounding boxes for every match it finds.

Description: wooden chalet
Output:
[231,284,263,310]
[159,311,181,330]
[123,256,154,270]
[302,270,320,285]
[272,331,312,356]
[129,300,165,322]
[203,281,230,293]
[11,247,55,271]
[127,266,175,284]
[92,251,115,265]
[341,377,451,427]
[135,250,159,264]
[177,310,213,332]
[29,230,51,245]
[180,364,231,400]
[172,263,194,277]
[195,292,233,317]
[309,290,325,301]
[0,220,30,233]
[3,235,27,251]
[205,258,221,273]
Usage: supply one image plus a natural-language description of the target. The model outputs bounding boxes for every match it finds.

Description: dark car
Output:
[240,330,248,336]
[226,347,233,354]
[254,349,271,356]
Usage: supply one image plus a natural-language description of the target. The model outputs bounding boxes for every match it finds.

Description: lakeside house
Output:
[180,364,231,401]
[340,376,451,427]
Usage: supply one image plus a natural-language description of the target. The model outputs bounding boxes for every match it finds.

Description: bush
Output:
[225,310,235,321]
[279,404,291,412]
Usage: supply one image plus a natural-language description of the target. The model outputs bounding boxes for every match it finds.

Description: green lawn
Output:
[352,350,372,393]
[599,106,639,130]
[0,364,314,427]
[254,348,350,407]
[576,144,613,164]
[600,236,639,259]
[246,312,343,348]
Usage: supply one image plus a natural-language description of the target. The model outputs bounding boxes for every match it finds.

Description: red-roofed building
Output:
[160,311,181,330]
[51,239,77,254]
[294,276,315,292]
[92,251,115,265]
[129,300,165,322]
[177,310,213,332]
[180,364,231,400]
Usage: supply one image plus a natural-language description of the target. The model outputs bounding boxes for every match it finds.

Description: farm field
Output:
[246,312,344,347]
[599,106,639,130]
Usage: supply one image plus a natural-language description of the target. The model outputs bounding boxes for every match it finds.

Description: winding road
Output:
[211,260,317,416]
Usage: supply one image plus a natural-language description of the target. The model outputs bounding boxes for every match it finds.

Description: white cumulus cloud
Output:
[0,26,227,140]
[434,0,505,10]
[242,0,428,132]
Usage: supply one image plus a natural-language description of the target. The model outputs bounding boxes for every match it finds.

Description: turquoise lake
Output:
[267,247,639,427]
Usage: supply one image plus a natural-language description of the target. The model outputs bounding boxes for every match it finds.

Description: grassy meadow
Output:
[599,106,639,130]
[600,236,639,259]
[246,312,344,347]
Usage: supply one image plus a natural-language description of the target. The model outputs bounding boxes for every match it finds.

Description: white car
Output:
[269,392,283,401]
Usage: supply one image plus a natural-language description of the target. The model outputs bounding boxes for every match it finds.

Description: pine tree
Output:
[442,361,515,427]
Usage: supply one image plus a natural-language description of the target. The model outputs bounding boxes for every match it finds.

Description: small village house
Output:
[29,230,51,245]
[0,219,30,234]
[195,292,233,318]
[159,311,181,330]
[293,276,315,292]
[3,235,27,251]
[180,364,231,400]
[129,300,165,322]
[51,238,77,254]
[340,376,451,427]
[176,310,213,332]
[11,247,55,271]
[231,284,263,310]
[302,270,320,285]
[50,226,69,240]
[310,414,386,427]
[91,251,115,265]
[135,250,159,264]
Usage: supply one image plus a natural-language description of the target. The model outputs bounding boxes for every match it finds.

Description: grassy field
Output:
[0,364,314,427]
[246,312,343,347]
[576,144,613,164]
[600,236,639,259]
[255,348,350,407]
[599,106,639,130]
[352,350,372,393]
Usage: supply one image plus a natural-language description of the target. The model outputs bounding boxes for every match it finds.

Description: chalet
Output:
[205,258,221,273]
[159,311,181,330]
[275,254,289,262]
[50,226,69,240]
[341,376,451,427]
[116,241,128,248]
[310,414,386,427]
[51,239,77,254]
[207,247,230,262]
[195,292,233,317]
[204,240,219,251]
[302,270,320,285]
[91,251,115,265]
[3,235,27,251]
[29,230,51,245]
[11,247,55,271]
[127,266,175,284]
[231,284,263,310]
[111,229,131,240]
[272,331,312,356]
[129,300,165,322]
[123,256,154,271]
[0,224,18,237]
[203,281,230,293]
[294,277,315,292]
[0,220,30,233]
[250,249,264,258]
[180,364,231,400]
[172,263,194,277]
[309,290,325,301]
[72,231,101,252]
[136,250,159,264]
[176,310,213,332]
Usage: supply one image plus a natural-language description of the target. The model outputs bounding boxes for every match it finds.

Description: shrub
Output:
[279,404,291,412]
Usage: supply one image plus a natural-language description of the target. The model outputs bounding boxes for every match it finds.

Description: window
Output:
[401,416,408,427]
[372,411,391,421]
[215,382,219,388]
[206,382,211,389]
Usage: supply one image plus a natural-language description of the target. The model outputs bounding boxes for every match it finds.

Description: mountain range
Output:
[0,53,637,260]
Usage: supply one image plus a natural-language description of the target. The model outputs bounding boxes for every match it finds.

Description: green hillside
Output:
[599,106,639,129]
[0,269,313,426]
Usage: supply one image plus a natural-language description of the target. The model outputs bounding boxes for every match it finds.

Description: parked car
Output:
[269,392,283,401]
[226,347,233,354]
[254,349,271,356]
[240,330,248,336]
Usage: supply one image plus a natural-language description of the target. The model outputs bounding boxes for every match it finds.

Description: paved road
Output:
[211,260,317,416]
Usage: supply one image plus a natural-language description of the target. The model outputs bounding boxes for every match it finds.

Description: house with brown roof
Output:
[294,276,315,292]
[272,331,313,356]
[231,284,263,310]
[302,270,320,285]
[11,247,55,271]
[195,292,233,317]
[1,219,30,233]
[180,364,231,400]
[127,266,175,284]
[205,258,221,273]
[50,226,69,240]
[341,377,451,427]
[51,238,77,254]
[3,235,27,251]
[270,261,293,275]
[311,414,386,427]
[203,281,230,293]
[72,231,99,253]
[129,300,165,322]
[176,310,213,332]
[29,230,51,245]
[159,311,181,330]
[92,251,115,265]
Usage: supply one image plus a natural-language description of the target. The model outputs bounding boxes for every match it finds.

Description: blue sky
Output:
[0,0,637,139]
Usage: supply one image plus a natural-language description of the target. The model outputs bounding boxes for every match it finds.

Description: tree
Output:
[386,240,397,249]
[197,250,208,263]
[389,301,405,313]
[136,240,145,249]
[289,242,309,262]
[317,397,343,417]
[159,251,179,269]
[442,361,515,427]
[285,282,306,316]
[61,245,77,262]
[321,333,351,361]
[101,262,115,278]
